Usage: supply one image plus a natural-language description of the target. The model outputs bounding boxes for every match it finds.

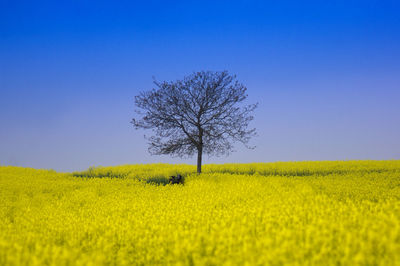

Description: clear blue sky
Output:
[1,0,399,171]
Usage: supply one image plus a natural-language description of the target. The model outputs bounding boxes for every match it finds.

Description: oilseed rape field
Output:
[1,161,400,265]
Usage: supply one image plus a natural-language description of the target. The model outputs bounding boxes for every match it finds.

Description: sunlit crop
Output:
[1,161,400,265]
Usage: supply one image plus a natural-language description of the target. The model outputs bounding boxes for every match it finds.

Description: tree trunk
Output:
[197,146,202,174]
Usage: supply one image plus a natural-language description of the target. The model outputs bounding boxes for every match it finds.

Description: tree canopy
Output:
[132,71,257,173]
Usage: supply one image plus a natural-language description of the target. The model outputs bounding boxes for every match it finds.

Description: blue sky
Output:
[1,0,399,171]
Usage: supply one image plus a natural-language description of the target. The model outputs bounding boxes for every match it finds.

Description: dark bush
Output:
[169,174,184,185]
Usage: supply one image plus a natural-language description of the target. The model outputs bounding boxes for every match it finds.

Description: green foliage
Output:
[146,176,170,186]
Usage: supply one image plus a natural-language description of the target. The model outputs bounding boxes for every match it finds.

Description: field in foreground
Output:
[1,161,400,265]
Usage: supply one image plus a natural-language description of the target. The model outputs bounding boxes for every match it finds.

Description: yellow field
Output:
[1,161,400,265]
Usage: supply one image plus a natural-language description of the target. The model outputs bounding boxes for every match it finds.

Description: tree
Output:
[131,71,257,173]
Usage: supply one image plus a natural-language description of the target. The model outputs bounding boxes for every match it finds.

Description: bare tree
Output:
[132,71,257,173]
